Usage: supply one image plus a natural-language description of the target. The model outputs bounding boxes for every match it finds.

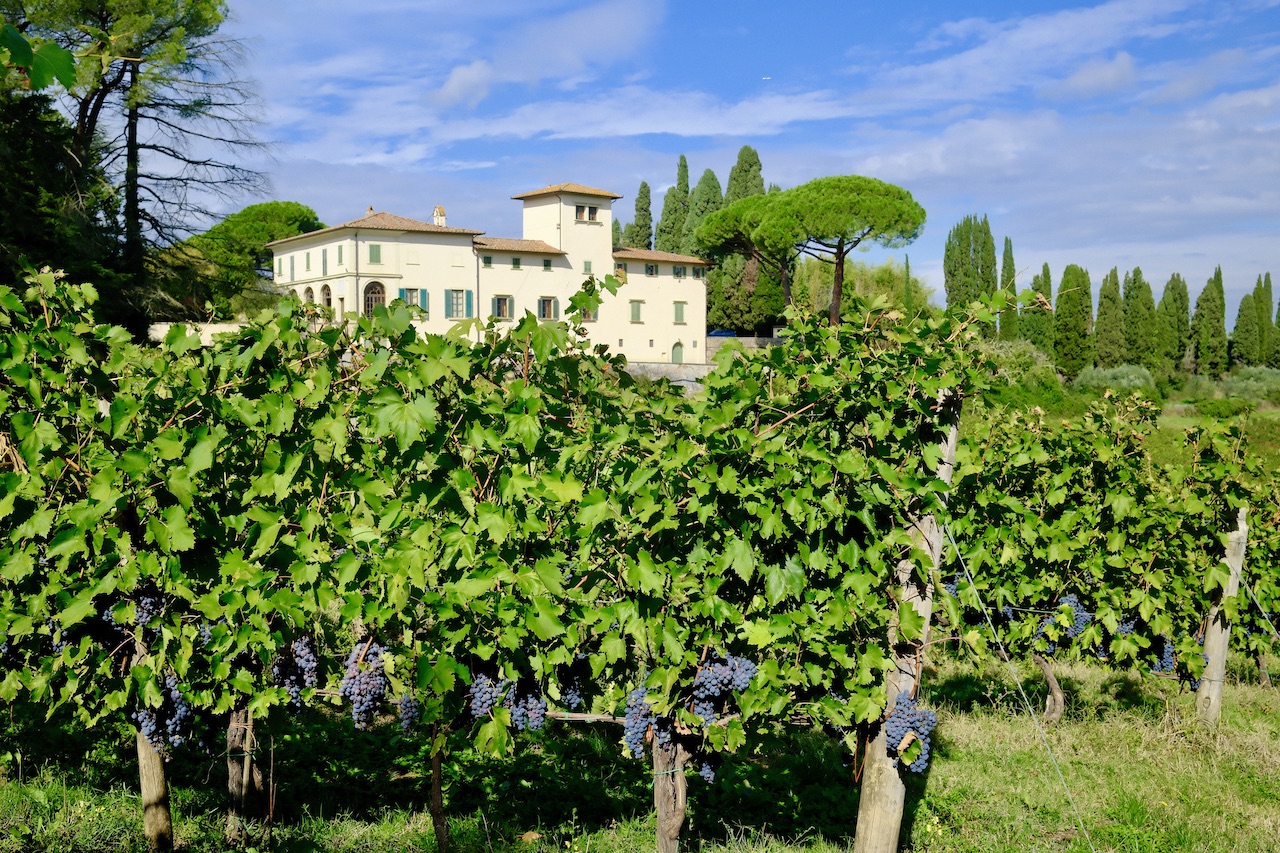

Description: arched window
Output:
[364,282,386,316]
[321,284,332,308]
[303,286,315,303]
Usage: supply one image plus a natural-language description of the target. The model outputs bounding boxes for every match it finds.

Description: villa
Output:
[267,183,709,364]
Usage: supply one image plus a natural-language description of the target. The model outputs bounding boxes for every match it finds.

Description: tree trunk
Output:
[428,732,450,853]
[1032,653,1065,724]
[225,705,264,843]
[136,730,173,851]
[1259,650,1272,689]
[852,397,960,853]
[1197,506,1248,726]
[123,60,145,294]
[653,739,690,853]
[828,240,847,326]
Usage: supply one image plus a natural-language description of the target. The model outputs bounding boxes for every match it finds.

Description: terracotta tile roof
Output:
[612,247,709,265]
[265,211,482,247]
[511,182,622,201]
[474,237,566,255]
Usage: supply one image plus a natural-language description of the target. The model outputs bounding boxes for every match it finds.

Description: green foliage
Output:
[792,257,931,318]
[1232,293,1260,367]
[704,147,771,331]
[620,181,653,249]
[1157,273,1192,372]
[653,156,689,254]
[1193,398,1255,419]
[723,145,765,205]
[1193,267,1228,376]
[1022,263,1054,356]
[0,18,76,90]
[1094,268,1126,369]
[1072,365,1157,396]
[997,236,1018,341]
[679,169,723,256]
[943,215,996,337]
[1222,366,1280,403]
[1122,268,1158,372]
[1252,273,1274,367]
[1053,264,1094,379]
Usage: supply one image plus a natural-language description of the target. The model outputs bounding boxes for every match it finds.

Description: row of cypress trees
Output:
[943,215,1275,380]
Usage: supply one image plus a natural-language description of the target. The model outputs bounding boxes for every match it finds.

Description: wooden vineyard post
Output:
[137,729,174,851]
[226,705,265,843]
[1197,505,1248,726]
[852,394,960,853]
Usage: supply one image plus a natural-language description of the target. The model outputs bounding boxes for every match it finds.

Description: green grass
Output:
[1150,405,1280,471]
[2,656,1278,852]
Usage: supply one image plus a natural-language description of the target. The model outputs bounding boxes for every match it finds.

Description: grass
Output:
[2,656,1278,852]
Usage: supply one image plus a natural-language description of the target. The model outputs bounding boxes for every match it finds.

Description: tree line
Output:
[942,214,1277,380]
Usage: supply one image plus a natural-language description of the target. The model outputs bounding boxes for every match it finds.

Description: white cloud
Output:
[1045,52,1138,99]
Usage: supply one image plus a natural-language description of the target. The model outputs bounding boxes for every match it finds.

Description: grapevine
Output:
[339,640,388,730]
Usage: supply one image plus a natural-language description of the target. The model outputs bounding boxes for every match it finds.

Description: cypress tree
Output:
[1054,264,1094,379]
[1157,273,1191,371]
[612,217,622,250]
[724,145,765,204]
[621,181,653,249]
[1095,267,1126,368]
[679,169,723,256]
[1232,292,1260,367]
[978,216,997,337]
[1192,266,1227,376]
[903,254,913,318]
[942,214,997,336]
[1122,267,1158,370]
[998,235,1019,340]
[1254,272,1275,367]
[654,155,690,254]
[1021,263,1054,355]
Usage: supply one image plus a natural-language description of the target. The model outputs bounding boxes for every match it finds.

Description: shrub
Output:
[1180,374,1219,402]
[975,339,1059,389]
[1222,366,1280,403]
[1194,398,1255,419]
[1072,365,1157,395]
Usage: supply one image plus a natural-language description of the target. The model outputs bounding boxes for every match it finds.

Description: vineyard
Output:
[1,270,1278,852]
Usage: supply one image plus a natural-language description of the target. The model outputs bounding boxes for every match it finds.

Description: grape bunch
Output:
[198,621,214,647]
[623,688,654,757]
[942,573,961,597]
[134,585,166,627]
[697,757,716,783]
[883,690,937,774]
[272,636,319,713]
[133,673,194,753]
[505,688,548,732]
[468,674,510,719]
[561,680,584,711]
[1151,635,1176,673]
[397,695,421,733]
[339,639,388,730]
[46,620,68,655]
[1060,594,1093,639]
[690,655,758,725]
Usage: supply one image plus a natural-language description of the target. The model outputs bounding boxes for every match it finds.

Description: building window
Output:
[575,205,586,221]
[615,262,627,275]
[580,305,597,322]
[289,256,295,281]
[445,289,473,319]
[303,286,315,303]
[369,244,382,264]
[305,252,311,272]
[492,295,514,320]
[482,255,493,268]
[276,257,282,276]
[645,263,659,277]
[337,245,343,266]
[322,248,328,276]
[674,301,686,324]
[649,339,654,348]
[673,265,686,278]
[402,288,419,305]
[364,282,386,316]
[588,206,598,221]
[537,297,560,320]
[512,257,522,270]
[583,260,593,274]
[692,267,704,280]
[543,258,552,271]
[630,300,643,323]
[321,284,332,308]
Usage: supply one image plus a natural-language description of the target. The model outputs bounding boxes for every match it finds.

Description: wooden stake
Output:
[1197,505,1248,726]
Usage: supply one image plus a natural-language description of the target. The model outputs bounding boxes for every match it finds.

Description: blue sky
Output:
[224,0,1280,317]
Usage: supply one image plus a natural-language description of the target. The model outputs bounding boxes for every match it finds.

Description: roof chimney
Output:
[433,204,446,227]
[366,205,374,216]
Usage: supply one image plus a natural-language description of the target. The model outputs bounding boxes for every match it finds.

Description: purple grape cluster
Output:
[468,674,510,719]
[1060,594,1093,639]
[133,673,194,753]
[398,695,420,733]
[198,621,213,647]
[623,688,654,757]
[339,640,388,730]
[690,655,758,725]
[505,689,548,732]
[134,585,166,627]
[942,574,960,597]
[697,757,716,783]
[883,691,937,773]
[1151,635,1175,673]
[272,636,319,712]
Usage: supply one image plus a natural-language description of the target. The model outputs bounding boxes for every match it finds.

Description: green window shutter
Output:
[420,290,428,311]
[337,245,343,265]
[369,244,381,264]
[491,297,498,317]
[465,290,474,318]
[552,297,560,320]
[398,288,407,303]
